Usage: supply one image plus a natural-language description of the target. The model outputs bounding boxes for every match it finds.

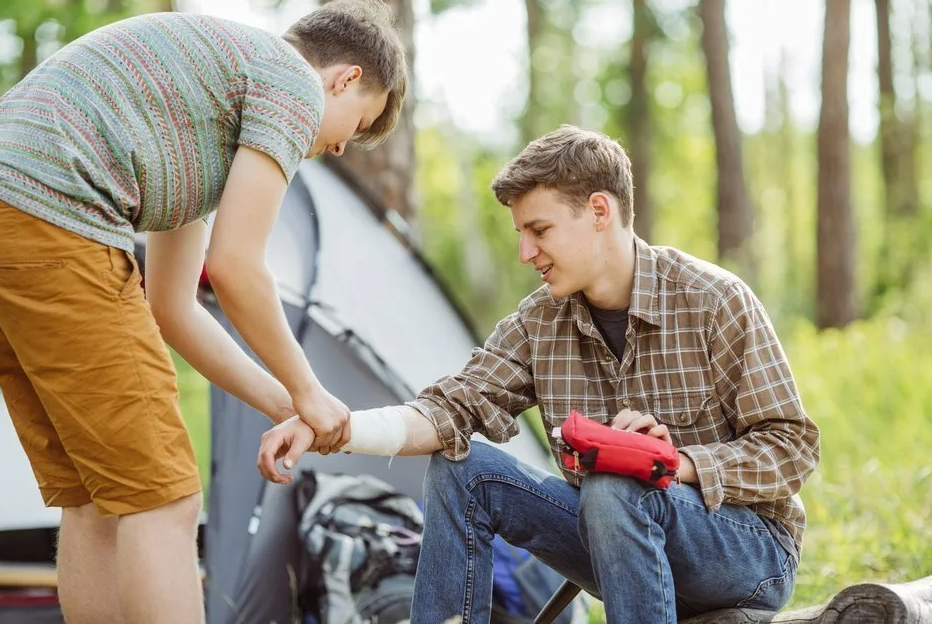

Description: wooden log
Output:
[680,575,932,623]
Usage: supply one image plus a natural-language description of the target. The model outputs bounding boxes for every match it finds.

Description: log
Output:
[681,575,932,623]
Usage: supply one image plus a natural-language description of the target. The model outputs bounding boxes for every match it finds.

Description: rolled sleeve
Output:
[689,281,820,510]
[407,312,536,461]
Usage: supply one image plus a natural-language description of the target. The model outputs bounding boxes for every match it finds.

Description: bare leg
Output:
[116,493,204,624]
[57,503,124,624]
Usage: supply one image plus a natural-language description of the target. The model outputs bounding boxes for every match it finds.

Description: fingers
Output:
[257,418,315,484]
[257,428,291,485]
[611,409,672,444]
[610,408,636,430]
[647,424,672,445]
[283,424,314,470]
[310,416,352,455]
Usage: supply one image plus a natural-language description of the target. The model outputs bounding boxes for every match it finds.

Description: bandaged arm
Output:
[343,405,443,456]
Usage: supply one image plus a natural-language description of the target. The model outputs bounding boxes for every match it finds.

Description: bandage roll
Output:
[343,406,407,456]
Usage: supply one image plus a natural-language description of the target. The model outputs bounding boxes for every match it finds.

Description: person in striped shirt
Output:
[0,1,406,622]
[259,125,821,624]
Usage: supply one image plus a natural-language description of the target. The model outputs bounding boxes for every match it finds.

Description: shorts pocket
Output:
[99,248,141,300]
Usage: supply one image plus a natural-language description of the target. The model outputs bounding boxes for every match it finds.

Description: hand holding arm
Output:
[257,405,443,484]
[209,146,349,450]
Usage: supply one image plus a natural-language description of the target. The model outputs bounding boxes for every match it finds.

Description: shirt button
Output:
[622,399,631,407]
[679,412,688,423]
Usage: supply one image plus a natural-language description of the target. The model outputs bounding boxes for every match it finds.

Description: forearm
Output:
[159,303,294,424]
[679,425,819,509]
[209,261,319,399]
[345,405,443,456]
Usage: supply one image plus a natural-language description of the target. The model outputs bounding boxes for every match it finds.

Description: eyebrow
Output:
[514,218,548,232]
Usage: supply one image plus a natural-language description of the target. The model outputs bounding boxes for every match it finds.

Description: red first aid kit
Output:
[553,411,680,488]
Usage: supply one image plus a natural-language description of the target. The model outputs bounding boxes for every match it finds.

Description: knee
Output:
[578,474,654,530]
[425,441,498,493]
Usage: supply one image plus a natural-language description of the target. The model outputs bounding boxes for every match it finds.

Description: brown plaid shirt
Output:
[410,237,820,553]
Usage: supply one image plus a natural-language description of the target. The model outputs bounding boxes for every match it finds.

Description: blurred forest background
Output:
[2,0,931,618]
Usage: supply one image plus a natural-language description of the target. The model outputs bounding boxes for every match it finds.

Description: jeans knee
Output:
[579,474,647,511]
[425,441,500,493]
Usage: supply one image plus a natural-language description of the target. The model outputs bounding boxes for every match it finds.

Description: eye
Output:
[533,228,548,237]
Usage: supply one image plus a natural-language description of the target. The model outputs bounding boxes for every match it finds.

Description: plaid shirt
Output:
[410,237,820,553]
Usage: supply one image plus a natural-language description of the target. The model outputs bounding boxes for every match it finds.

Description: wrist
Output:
[677,452,698,483]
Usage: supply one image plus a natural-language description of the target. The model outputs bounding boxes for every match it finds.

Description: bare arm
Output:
[146,220,294,423]
[205,146,349,450]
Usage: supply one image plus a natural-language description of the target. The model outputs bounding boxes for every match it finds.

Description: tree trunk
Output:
[698,0,755,282]
[17,21,38,81]
[323,0,417,226]
[816,0,856,329]
[628,0,653,242]
[520,0,542,146]
[872,0,921,305]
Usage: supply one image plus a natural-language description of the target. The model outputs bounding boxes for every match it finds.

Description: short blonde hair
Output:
[491,125,635,227]
[284,0,408,149]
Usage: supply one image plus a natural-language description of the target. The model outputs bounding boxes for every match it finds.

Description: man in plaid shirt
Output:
[260,125,821,623]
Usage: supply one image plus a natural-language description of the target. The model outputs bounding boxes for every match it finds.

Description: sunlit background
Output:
[1,0,931,620]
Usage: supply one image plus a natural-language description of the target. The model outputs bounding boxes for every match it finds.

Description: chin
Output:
[547,282,574,299]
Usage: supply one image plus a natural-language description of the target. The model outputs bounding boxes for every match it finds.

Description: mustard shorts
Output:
[0,200,201,516]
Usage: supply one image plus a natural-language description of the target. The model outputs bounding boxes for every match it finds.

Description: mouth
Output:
[537,265,553,281]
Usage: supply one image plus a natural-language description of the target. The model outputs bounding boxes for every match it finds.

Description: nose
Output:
[328,141,347,157]
[518,234,538,265]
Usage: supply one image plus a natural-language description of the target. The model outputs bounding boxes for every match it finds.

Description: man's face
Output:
[310,65,388,158]
[511,187,599,299]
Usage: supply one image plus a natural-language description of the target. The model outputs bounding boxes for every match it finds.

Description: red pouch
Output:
[554,411,680,488]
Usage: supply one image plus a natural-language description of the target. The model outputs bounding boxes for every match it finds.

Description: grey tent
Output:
[0,158,567,624]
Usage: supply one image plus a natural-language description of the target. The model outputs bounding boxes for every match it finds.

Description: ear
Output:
[589,192,614,231]
[333,65,363,93]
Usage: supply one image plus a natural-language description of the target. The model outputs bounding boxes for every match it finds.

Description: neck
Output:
[582,231,637,310]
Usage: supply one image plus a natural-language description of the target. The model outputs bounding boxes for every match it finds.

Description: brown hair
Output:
[284,0,408,149]
[490,125,635,227]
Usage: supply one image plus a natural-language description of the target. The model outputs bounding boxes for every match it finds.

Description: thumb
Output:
[283,427,314,470]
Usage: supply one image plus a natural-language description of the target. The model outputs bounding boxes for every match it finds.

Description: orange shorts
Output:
[0,200,201,516]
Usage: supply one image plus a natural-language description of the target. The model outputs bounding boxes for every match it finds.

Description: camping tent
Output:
[0,157,566,624]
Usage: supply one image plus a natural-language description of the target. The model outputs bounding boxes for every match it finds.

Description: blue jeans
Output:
[410,441,796,624]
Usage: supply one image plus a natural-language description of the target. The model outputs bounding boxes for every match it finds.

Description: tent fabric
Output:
[0,607,64,624]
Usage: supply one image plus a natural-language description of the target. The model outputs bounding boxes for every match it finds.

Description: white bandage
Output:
[343,406,407,456]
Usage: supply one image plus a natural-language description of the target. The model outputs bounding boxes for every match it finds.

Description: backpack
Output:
[295,470,584,624]
[296,471,422,624]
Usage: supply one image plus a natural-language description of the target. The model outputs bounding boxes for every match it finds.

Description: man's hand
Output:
[293,387,351,454]
[611,408,672,445]
[257,415,316,484]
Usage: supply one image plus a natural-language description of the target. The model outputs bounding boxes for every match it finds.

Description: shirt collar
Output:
[570,235,660,334]
[629,236,661,327]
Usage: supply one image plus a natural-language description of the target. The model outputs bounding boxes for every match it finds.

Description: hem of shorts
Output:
[0,187,136,254]
[41,486,93,509]
[94,475,204,517]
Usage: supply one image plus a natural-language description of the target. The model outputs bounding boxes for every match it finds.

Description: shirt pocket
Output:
[650,392,734,447]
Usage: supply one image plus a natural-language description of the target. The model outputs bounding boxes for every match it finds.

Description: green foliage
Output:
[171,350,211,497]
[786,314,932,607]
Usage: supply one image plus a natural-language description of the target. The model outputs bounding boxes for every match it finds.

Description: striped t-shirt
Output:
[0,12,324,253]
